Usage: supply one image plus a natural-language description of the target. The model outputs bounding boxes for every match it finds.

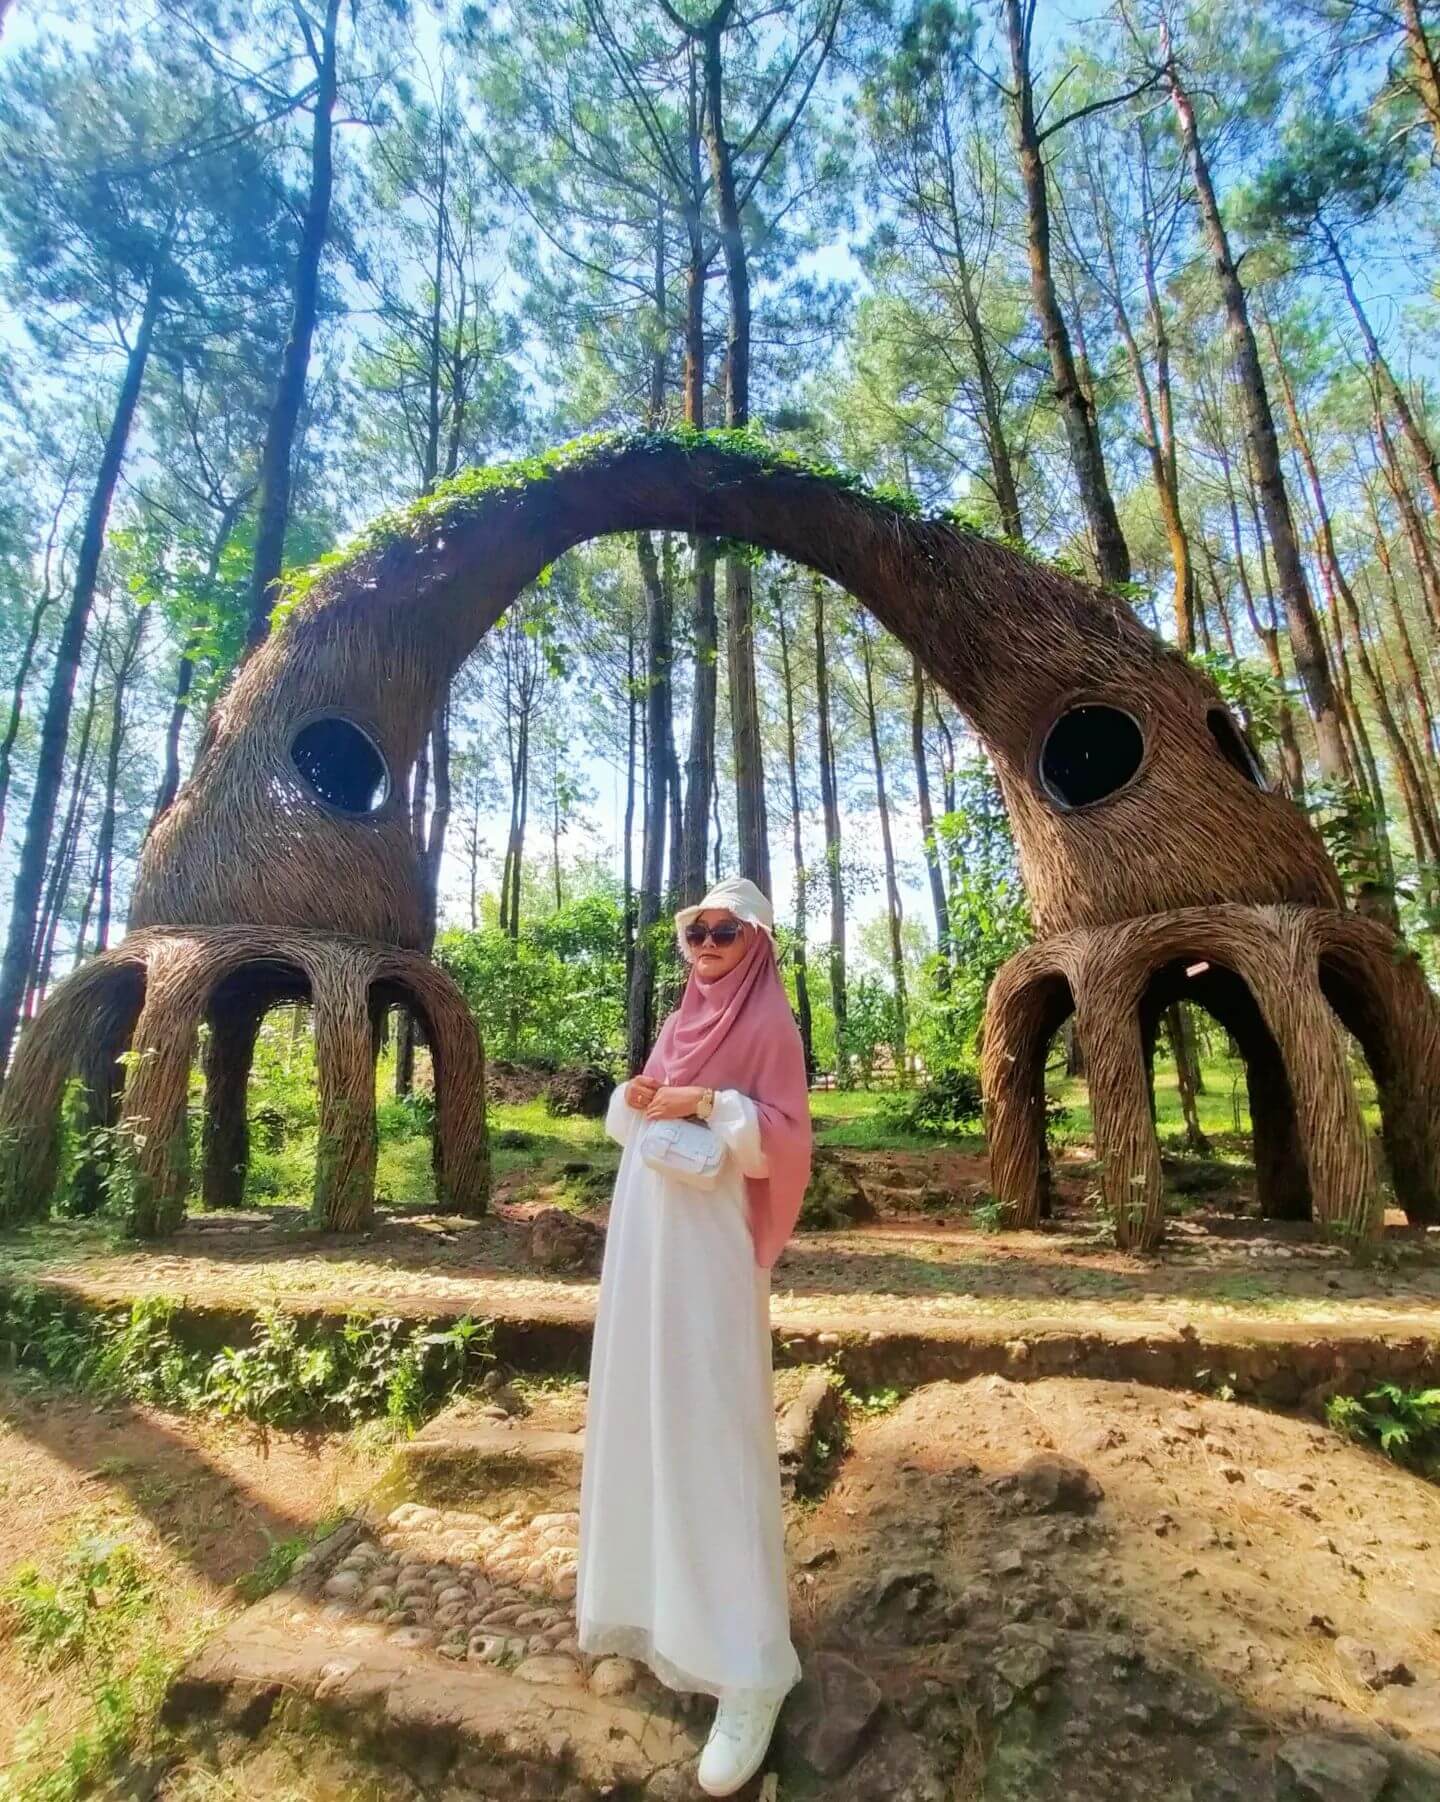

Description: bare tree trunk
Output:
[813,576,847,1085]
[1002,0,1130,585]
[93,607,149,952]
[1165,52,1350,798]
[245,0,342,650]
[911,653,950,965]
[701,19,769,891]
[627,531,674,1074]
[151,492,246,830]
[1166,1005,1210,1155]
[0,278,161,1073]
[1399,0,1440,148]
[856,616,907,1069]
[30,630,106,1015]
[774,582,814,1078]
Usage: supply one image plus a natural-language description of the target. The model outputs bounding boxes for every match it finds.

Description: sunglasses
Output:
[683,921,743,948]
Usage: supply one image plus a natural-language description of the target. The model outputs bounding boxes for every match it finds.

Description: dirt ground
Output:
[781,1375,1440,1798]
[7,1149,1440,1341]
[0,1376,386,1778]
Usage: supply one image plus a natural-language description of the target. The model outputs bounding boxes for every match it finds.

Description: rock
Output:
[1276,1734,1391,1802]
[1334,1638,1414,1690]
[589,1655,642,1697]
[513,1652,584,1685]
[387,1626,435,1650]
[528,1206,605,1274]
[543,1064,615,1118]
[799,1153,877,1231]
[991,1454,1104,1515]
[322,1571,364,1600]
[777,1651,883,1777]
[993,1623,1060,1694]
[841,1717,949,1802]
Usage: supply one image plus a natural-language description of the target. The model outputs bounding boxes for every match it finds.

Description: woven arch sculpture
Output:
[2,432,1437,1245]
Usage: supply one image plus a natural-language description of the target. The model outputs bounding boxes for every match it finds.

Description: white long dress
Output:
[575,1082,802,1699]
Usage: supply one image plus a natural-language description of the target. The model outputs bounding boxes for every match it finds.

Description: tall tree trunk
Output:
[774,583,814,1078]
[245,0,342,650]
[911,653,950,966]
[151,492,246,831]
[1164,51,1351,800]
[1399,0,1440,147]
[1225,442,1309,799]
[0,578,62,846]
[936,90,1024,541]
[1375,407,1440,636]
[93,607,148,953]
[702,20,769,891]
[1002,0,1130,585]
[1268,313,1409,917]
[627,531,673,1074]
[0,279,161,1074]
[856,616,907,1070]
[30,630,106,1014]
[622,611,638,1001]
[1166,1005,1210,1154]
[813,576,848,1085]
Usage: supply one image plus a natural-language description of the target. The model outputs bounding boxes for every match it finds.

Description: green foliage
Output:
[1191,650,1287,754]
[1326,1383,1440,1476]
[880,1065,983,1135]
[437,894,626,1064]
[3,1536,153,1672]
[969,1195,1006,1234]
[0,1286,495,1433]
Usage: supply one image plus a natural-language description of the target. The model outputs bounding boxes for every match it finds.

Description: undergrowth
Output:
[0,1287,494,1433]
[1326,1382,1440,1478]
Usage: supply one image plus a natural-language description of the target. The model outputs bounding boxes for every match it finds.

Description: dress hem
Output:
[575,1620,802,1701]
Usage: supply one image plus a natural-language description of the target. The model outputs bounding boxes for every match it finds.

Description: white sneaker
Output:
[696,1681,793,1796]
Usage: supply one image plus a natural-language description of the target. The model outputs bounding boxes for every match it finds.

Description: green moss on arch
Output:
[267,425,1141,636]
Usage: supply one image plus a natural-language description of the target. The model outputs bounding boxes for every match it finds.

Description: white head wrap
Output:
[674,875,775,953]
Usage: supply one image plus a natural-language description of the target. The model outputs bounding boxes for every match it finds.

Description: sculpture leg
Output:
[1075,977,1164,1252]
[201,998,264,1212]
[121,939,208,1239]
[1243,1035,1311,1221]
[310,946,377,1231]
[422,971,489,1217]
[1233,924,1378,1245]
[982,953,1070,1230]
[1316,924,1440,1226]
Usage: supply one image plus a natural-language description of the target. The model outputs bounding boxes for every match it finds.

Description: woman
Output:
[575,875,813,1798]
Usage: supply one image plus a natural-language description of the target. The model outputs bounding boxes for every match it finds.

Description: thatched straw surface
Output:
[132,434,1339,947]
[982,905,1440,1250]
[0,928,487,1235]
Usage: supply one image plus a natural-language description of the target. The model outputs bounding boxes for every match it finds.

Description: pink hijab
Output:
[643,927,812,1269]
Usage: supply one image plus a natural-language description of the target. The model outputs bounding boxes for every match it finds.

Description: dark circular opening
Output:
[1205,707,1266,789]
[1038,704,1145,809]
[290,716,389,815]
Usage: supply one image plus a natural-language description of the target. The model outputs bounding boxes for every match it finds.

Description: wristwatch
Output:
[695,1087,716,1120]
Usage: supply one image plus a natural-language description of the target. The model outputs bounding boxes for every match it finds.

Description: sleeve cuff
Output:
[708,1088,769,1177]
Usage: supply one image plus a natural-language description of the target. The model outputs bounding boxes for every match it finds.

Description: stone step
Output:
[167,1514,734,1801]
[385,1366,847,1513]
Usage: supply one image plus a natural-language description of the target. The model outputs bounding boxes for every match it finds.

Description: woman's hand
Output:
[644,1084,705,1120]
[625,1076,660,1111]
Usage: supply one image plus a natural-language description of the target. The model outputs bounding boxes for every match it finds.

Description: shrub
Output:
[880,1066,984,1135]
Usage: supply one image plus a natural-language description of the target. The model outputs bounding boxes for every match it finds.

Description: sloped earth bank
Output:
[156,1376,1440,1801]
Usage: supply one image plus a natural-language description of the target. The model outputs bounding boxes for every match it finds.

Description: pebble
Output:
[514,1652,584,1685]
[589,1655,641,1697]
[388,1626,435,1650]
[323,1571,364,1600]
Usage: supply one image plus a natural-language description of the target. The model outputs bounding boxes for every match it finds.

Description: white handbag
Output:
[639,1116,726,1190]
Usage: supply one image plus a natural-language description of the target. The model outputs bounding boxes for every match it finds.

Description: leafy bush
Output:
[438,895,625,1064]
[881,1066,983,1135]
[1326,1383,1440,1476]
[0,1287,495,1434]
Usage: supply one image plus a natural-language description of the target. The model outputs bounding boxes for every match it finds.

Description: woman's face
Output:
[685,909,751,981]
